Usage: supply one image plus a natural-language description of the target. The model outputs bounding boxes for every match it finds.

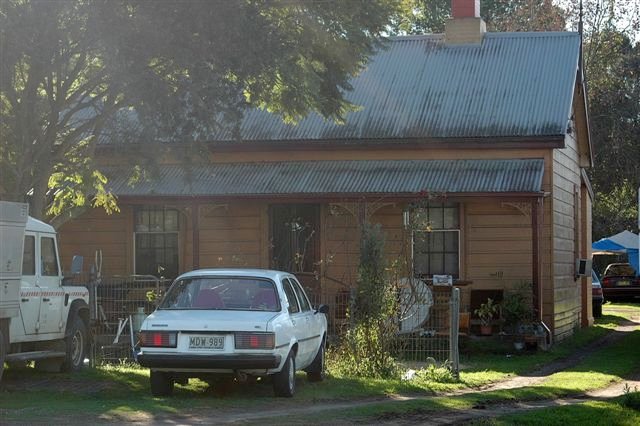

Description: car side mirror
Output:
[315,304,329,315]
[71,255,83,275]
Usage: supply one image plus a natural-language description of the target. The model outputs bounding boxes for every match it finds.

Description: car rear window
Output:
[159,277,280,311]
[604,264,636,277]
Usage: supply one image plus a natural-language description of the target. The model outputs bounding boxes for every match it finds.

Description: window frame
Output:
[133,207,180,278]
[410,202,461,279]
[282,279,300,314]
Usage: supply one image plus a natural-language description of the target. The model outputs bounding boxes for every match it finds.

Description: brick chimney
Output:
[445,0,486,44]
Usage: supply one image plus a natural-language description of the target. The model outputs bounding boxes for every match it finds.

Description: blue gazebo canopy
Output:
[593,230,640,276]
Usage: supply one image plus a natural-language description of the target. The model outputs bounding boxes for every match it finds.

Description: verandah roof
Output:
[106,158,544,198]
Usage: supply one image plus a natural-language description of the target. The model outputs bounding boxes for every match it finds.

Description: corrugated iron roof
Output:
[106,159,544,197]
[215,32,580,141]
[95,32,580,145]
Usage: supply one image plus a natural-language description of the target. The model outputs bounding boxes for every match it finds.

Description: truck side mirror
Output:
[71,255,83,275]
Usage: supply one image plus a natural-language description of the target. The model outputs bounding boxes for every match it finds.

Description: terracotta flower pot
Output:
[480,324,492,335]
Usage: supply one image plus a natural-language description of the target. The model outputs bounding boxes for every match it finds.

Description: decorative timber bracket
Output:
[501,201,532,218]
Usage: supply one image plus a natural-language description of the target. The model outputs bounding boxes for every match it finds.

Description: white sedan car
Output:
[136,269,328,397]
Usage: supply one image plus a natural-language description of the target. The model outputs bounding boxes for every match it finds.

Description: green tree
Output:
[0,0,399,224]
[390,0,565,35]
[567,0,640,238]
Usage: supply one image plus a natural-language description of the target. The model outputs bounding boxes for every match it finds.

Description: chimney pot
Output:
[452,0,480,19]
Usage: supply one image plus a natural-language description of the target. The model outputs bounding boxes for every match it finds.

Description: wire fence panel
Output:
[391,285,458,369]
[89,275,171,364]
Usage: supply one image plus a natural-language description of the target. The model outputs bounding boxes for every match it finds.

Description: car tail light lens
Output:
[602,277,612,287]
[138,331,177,348]
[235,332,275,350]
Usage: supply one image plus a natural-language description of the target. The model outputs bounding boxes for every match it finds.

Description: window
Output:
[135,208,179,278]
[270,204,319,273]
[22,235,35,276]
[412,202,460,279]
[41,237,59,276]
[289,278,311,312]
[282,279,300,314]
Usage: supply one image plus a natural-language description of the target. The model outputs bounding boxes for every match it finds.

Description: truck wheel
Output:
[273,351,296,397]
[150,370,174,396]
[0,327,6,382]
[61,316,88,372]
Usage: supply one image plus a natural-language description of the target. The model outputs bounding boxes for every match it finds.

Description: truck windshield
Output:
[159,277,280,312]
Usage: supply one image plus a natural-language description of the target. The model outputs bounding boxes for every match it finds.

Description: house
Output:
[58,0,593,342]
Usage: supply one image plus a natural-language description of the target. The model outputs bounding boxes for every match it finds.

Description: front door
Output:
[18,234,40,335]
[37,234,64,334]
[270,204,320,274]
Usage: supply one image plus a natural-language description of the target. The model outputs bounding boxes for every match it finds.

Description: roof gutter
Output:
[115,192,547,204]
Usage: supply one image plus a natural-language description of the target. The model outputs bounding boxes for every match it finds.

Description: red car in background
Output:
[601,263,640,300]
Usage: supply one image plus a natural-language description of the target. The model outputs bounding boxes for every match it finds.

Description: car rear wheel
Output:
[150,370,174,396]
[273,351,295,397]
[305,339,325,382]
[593,302,602,318]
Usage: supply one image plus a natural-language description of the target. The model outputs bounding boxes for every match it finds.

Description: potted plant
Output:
[474,298,499,335]
[501,283,534,349]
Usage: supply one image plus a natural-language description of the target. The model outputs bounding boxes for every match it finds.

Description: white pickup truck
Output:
[0,201,90,381]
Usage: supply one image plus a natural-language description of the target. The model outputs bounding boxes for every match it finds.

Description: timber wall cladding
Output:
[58,206,131,276]
[197,202,264,268]
[552,130,583,341]
[465,201,532,289]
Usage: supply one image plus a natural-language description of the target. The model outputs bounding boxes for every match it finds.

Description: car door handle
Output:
[21,298,29,302]
[43,298,50,302]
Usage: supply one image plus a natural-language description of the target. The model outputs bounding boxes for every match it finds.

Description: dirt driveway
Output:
[2,309,639,425]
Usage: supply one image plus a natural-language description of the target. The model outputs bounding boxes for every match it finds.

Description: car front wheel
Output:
[150,370,174,396]
[273,351,295,397]
[61,315,88,372]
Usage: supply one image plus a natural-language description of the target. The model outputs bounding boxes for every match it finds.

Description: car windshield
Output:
[159,276,280,311]
[604,264,636,277]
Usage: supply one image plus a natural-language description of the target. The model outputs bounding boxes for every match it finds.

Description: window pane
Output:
[443,207,458,228]
[41,237,59,276]
[413,255,428,276]
[445,254,459,275]
[414,233,428,253]
[22,236,35,276]
[150,211,163,231]
[165,210,178,231]
[429,232,444,252]
[430,253,444,275]
[290,278,311,311]
[428,207,443,228]
[444,231,459,251]
[282,280,300,314]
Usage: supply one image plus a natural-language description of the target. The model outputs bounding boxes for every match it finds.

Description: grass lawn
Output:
[473,397,640,425]
[0,303,638,423]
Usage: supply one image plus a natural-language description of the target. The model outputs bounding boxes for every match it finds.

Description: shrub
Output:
[330,222,400,379]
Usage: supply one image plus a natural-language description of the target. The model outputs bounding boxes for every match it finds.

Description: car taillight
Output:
[593,287,603,296]
[235,332,275,350]
[138,331,177,348]
[602,277,612,287]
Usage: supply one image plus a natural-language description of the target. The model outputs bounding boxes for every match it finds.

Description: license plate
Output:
[189,335,225,350]
[617,280,630,286]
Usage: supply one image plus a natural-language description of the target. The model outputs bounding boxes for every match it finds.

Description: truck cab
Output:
[0,201,90,381]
